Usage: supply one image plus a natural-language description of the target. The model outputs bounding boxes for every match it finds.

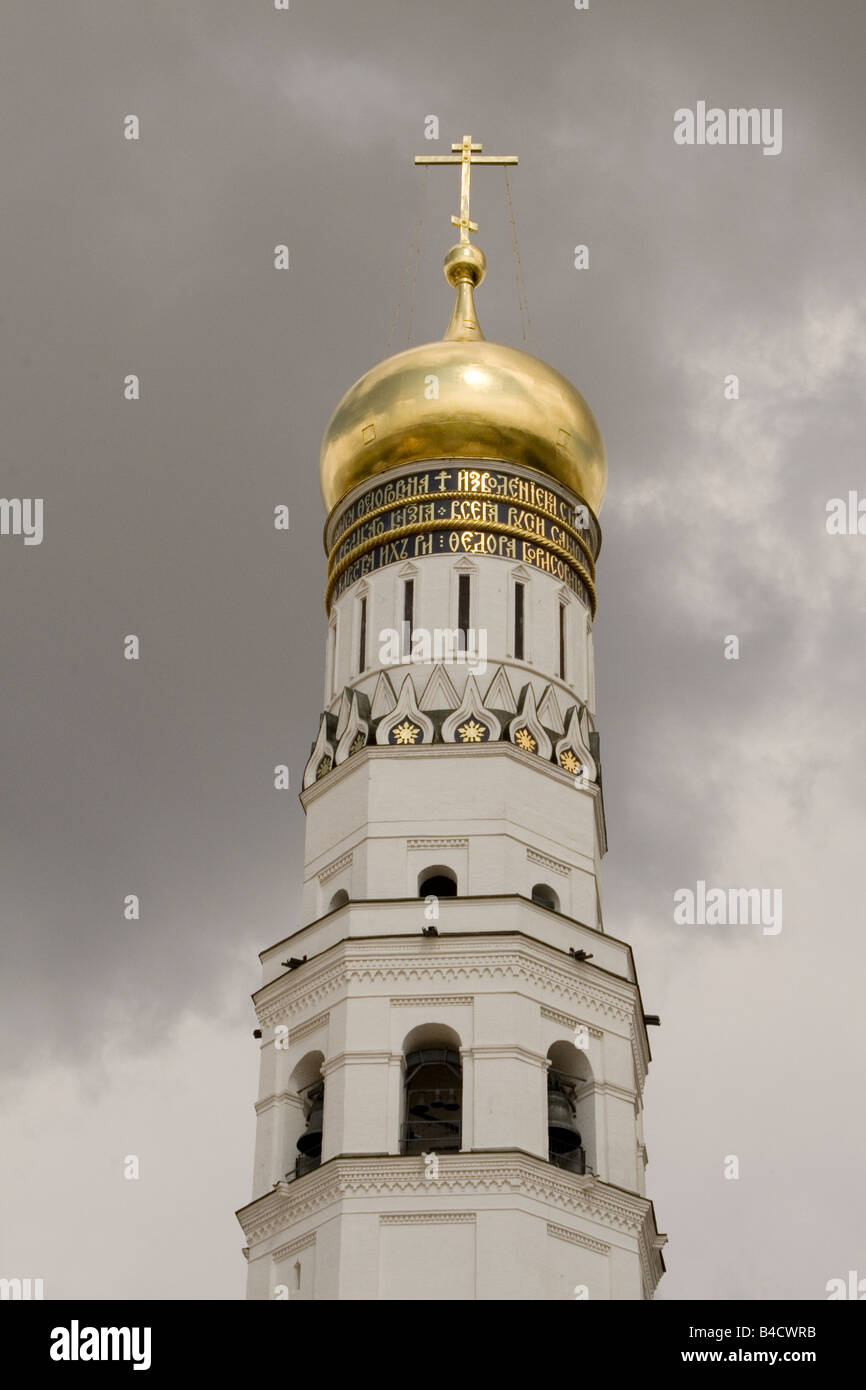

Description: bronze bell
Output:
[547,1075,582,1156]
[297,1082,324,1157]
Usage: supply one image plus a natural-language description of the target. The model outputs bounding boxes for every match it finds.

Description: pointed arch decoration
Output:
[335,690,371,764]
[508,685,552,760]
[419,663,460,712]
[484,664,517,714]
[375,675,434,747]
[554,705,597,782]
[370,670,398,720]
[537,683,565,735]
[441,674,502,744]
[303,713,337,789]
[334,687,355,742]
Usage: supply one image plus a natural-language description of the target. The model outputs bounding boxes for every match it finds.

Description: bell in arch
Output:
[297,1082,324,1159]
[547,1071,585,1173]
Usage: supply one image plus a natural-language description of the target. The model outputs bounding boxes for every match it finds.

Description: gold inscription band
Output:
[327,489,596,578]
[324,516,597,617]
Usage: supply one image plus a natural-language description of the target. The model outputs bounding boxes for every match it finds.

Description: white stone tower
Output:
[236,135,666,1301]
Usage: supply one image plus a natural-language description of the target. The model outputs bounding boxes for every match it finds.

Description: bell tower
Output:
[236,136,666,1301]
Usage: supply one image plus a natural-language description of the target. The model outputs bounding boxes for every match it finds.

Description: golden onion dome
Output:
[319,240,606,517]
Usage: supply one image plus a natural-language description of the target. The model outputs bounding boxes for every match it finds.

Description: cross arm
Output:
[414,155,518,165]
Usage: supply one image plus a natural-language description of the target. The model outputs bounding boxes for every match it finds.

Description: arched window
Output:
[329,889,349,911]
[531,882,559,912]
[290,1052,325,1181]
[401,1025,462,1157]
[418,866,457,899]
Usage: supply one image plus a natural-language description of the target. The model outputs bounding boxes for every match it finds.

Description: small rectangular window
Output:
[358,597,367,673]
[559,603,567,680]
[458,574,470,652]
[402,579,414,657]
[514,582,525,661]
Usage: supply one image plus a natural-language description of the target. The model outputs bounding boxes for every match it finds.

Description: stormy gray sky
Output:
[1,0,864,1299]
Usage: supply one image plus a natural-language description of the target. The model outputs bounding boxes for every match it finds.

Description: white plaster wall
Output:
[300,747,604,928]
[326,551,594,716]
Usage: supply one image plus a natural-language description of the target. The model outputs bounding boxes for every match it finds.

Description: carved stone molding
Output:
[236,1154,664,1291]
[319,851,353,885]
[527,846,572,879]
[390,994,473,1007]
[254,1091,298,1117]
[380,1212,476,1226]
[540,1004,603,1040]
[271,1231,316,1263]
[406,837,468,850]
[547,1221,610,1255]
[254,938,639,1041]
[289,1010,330,1045]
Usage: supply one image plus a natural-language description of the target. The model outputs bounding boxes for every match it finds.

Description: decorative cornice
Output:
[289,1010,330,1045]
[236,1153,663,1297]
[254,1092,298,1117]
[380,1212,476,1226]
[271,1231,316,1262]
[300,737,610,807]
[390,995,473,1007]
[470,1044,548,1068]
[322,1050,395,1074]
[405,837,469,851]
[547,1221,610,1255]
[318,851,354,885]
[251,935,648,1099]
[527,847,572,879]
[592,1080,639,1104]
[540,1004,603,1040]
[254,938,638,1041]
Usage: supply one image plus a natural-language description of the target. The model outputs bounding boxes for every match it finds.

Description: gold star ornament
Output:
[391,720,421,745]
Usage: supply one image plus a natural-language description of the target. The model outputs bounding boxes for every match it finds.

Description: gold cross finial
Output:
[415,133,518,243]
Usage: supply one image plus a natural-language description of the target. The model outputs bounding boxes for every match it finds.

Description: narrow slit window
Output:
[402,579,415,658]
[558,603,566,680]
[458,574,471,652]
[514,582,525,661]
[358,596,367,673]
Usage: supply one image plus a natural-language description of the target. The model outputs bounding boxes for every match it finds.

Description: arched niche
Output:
[546,1039,595,1175]
[418,865,457,899]
[401,1023,463,1157]
[288,1050,325,1181]
[531,882,560,912]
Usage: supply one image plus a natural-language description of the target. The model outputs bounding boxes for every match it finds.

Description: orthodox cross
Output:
[415,134,518,243]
